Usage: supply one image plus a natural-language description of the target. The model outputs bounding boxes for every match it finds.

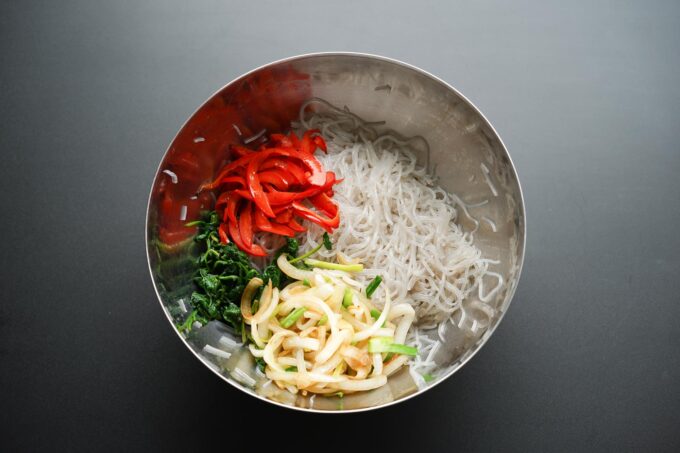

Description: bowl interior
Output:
[146,53,525,412]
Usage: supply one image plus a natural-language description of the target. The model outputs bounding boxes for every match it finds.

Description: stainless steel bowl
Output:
[146,52,526,412]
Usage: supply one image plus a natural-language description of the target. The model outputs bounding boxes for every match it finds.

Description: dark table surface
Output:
[2,1,679,451]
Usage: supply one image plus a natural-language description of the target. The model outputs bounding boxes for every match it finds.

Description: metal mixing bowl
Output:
[146,52,526,412]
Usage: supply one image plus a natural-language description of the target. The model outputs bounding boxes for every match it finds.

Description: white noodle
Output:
[203,344,231,359]
[162,169,178,184]
[301,132,487,326]
[481,216,497,232]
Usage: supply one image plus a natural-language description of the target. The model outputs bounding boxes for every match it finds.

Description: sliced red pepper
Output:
[246,151,277,218]
[216,191,231,208]
[260,147,326,186]
[274,209,293,224]
[292,201,340,233]
[288,131,300,148]
[239,201,254,248]
[218,223,229,244]
[263,186,299,205]
[293,150,325,186]
[265,222,296,237]
[309,192,338,217]
[228,216,266,257]
[260,158,307,185]
[300,129,316,154]
[253,208,272,232]
[253,208,295,237]
[226,193,241,224]
[270,133,293,148]
[287,218,307,233]
[313,135,327,153]
[213,175,246,188]
[258,170,290,190]
[201,152,258,190]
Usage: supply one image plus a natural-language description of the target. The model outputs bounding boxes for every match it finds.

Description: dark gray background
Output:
[1,0,678,451]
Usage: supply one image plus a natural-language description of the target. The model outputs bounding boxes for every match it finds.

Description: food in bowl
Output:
[166,97,503,400]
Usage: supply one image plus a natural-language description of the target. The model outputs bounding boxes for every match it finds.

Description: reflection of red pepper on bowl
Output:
[152,64,312,247]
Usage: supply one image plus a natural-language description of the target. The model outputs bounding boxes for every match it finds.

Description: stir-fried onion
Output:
[243,260,415,395]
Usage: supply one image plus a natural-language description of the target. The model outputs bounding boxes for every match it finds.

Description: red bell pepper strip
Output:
[274,209,293,224]
[216,191,230,208]
[227,216,266,257]
[218,223,229,244]
[288,131,300,148]
[225,193,241,224]
[270,133,293,148]
[263,186,299,206]
[258,170,290,190]
[201,152,258,190]
[261,147,326,186]
[293,150,325,186]
[253,208,271,231]
[239,201,254,248]
[267,222,296,237]
[287,218,307,233]
[260,158,307,185]
[300,129,315,154]
[291,201,340,233]
[253,209,295,237]
[313,135,327,153]
[309,192,339,217]
[214,175,246,188]
[246,152,276,218]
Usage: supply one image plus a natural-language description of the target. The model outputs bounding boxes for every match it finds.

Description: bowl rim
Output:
[145,51,527,414]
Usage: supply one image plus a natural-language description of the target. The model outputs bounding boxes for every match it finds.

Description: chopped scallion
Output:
[367,337,418,356]
[342,287,354,308]
[280,307,307,328]
[288,243,322,264]
[304,259,363,273]
[365,275,382,298]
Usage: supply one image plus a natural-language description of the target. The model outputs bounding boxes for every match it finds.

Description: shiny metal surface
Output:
[146,52,526,412]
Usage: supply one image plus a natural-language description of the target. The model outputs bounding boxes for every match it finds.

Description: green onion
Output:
[365,275,382,298]
[383,352,394,362]
[317,314,328,326]
[288,243,323,264]
[302,278,311,287]
[322,232,332,250]
[304,259,364,273]
[184,219,203,227]
[422,373,435,383]
[369,309,386,327]
[342,287,354,308]
[367,337,418,356]
[280,307,307,328]
[285,366,298,372]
